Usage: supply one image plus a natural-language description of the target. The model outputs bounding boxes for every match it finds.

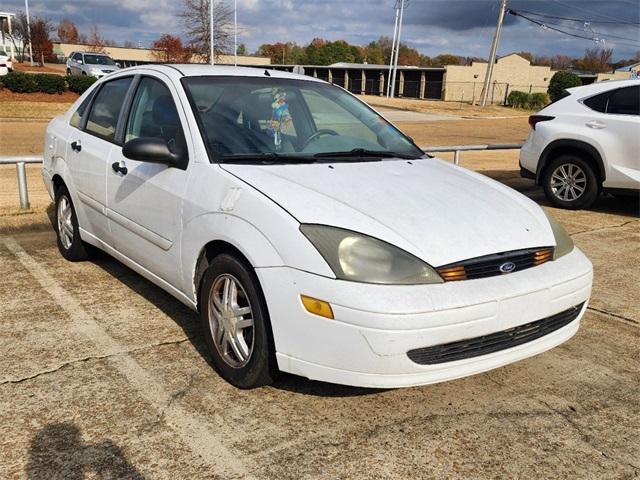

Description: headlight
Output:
[543,210,574,259]
[300,225,443,285]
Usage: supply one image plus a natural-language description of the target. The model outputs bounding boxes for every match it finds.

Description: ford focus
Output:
[43,65,593,388]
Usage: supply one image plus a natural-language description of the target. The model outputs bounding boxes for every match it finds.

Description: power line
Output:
[514,8,640,26]
[548,0,640,25]
[508,10,640,47]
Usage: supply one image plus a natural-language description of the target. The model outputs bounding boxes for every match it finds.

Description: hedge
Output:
[507,90,549,110]
[0,71,96,95]
[66,75,97,94]
[34,73,66,94]
[1,72,39,93]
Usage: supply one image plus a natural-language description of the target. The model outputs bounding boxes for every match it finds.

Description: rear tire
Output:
[543,155,599,209]
[54,186,89,261]
[66,68,71,76]
[199,253,277,389]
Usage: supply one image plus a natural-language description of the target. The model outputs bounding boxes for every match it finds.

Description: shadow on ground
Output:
[26,423,144,480]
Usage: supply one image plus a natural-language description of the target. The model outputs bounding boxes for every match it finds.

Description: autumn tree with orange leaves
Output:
[151,34,194,63]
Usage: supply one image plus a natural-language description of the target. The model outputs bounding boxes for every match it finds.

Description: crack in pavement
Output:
[0,336,196,386]
[570,219,639,236]
[587,306,639,326]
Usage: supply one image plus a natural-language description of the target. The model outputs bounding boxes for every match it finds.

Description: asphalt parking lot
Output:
[1,166,638,479]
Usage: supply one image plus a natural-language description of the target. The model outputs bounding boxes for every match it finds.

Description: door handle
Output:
[70,140,82,152]
[586,120,606,129]
[111,162,128,175]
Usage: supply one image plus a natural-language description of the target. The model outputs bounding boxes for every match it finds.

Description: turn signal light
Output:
[533,247,553,266]
[436,265,467,282]
[301,295,334,319]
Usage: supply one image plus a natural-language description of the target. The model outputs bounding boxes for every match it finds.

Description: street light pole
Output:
[386,3,400,97]
[210,0,215,65]
[24,0,34,66]
[390,0,405,99]
[480,0,508,106]
[234,0,237,66]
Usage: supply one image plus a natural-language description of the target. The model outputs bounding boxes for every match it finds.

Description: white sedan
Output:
[43,65,593,388]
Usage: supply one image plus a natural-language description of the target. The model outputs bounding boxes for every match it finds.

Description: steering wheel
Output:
[300,129,339,150]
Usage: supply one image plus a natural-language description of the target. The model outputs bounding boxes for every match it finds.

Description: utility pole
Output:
[210,0,215,65]
[389,0,406,99]
[480,0,507,106]
[386,3,400,97]
[234,0,237,66]
[24,0,33,66]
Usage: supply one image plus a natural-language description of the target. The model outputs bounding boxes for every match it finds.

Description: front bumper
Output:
[257,248,592,388]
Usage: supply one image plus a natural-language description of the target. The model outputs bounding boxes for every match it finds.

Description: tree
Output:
[432,54,464,67]
[236,43,247,55]
[151,34,193,63]
[547,71,582,102]
[179,0,233,63]
[122,41,136,48]
[30,17,54,66]
[86,25,107,53]
[575,47,613,73]
[515,51,533,62]
[3,11,29,61]
[57,18,79,43]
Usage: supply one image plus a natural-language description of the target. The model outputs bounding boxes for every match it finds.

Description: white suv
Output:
[520,79,639,209]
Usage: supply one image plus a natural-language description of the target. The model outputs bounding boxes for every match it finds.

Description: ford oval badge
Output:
[499,262,516,273]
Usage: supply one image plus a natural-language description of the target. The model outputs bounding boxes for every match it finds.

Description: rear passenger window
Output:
[85,77,133,142]
[607,86,639,115]
[70,94,92,128]
[583,92,608,113]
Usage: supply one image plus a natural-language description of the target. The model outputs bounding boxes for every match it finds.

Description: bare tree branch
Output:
[179,0,233,63]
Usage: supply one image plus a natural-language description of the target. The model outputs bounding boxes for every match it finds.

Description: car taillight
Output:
[528,115,554,130]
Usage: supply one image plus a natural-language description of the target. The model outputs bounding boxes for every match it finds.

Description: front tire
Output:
[55,186,89,261]
[543,155,599,209]
[200,253,277,389]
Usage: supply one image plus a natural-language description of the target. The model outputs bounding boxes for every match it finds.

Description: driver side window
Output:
[125,77,187,157]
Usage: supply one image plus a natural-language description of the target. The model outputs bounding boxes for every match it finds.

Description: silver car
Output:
[66,51,120,78]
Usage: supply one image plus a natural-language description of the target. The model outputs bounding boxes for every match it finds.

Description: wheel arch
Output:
[536,139,606,185]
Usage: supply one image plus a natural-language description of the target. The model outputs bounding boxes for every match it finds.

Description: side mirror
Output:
[116,62,121,68]
[77,59,83,64]
[122,137,187,170]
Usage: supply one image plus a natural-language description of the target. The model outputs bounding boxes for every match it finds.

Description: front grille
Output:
[437,247,553,281]
[407,303,584,365]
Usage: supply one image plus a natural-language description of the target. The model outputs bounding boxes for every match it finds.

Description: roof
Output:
[616,62,640,72]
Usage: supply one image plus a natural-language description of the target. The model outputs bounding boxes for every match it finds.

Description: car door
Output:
[71,53,82,75]
[583,85,640,189]
[66,76,134,245]
[106,73,192,287]
[599,86,640,189]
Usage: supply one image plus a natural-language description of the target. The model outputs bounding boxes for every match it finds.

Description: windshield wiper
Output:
[218,152,318,164]
[313,148,420,160]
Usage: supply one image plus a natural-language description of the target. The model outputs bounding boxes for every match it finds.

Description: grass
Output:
[0,101,72,120]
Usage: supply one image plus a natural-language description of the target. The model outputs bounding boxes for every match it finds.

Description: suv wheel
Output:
[200,253,277,389]
[543,155,599,209]
[66,68,71,76]
[55,186,89,261]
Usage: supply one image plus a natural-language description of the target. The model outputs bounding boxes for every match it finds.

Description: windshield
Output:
[182,76,424,163]
[84,54,116,66]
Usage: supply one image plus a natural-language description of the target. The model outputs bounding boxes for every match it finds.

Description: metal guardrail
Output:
[1,144,523,210]
[421,143,523,165]
[0,156,43,210]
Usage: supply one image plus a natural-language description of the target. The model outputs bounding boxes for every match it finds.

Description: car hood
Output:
[221,158,555,267]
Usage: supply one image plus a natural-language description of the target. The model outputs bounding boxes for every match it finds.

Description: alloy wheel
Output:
[208,274,255,368]
[57,195,74,250]
[550,163,587,202]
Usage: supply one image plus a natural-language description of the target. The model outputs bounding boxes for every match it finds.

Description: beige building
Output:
[52,42,271,67]
[443,53,555,103]
[442,53,633,104]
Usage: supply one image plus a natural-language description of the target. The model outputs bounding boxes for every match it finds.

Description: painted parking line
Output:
[2,236,254,479]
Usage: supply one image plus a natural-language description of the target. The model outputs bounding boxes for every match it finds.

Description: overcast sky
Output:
[3,0,640,60]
